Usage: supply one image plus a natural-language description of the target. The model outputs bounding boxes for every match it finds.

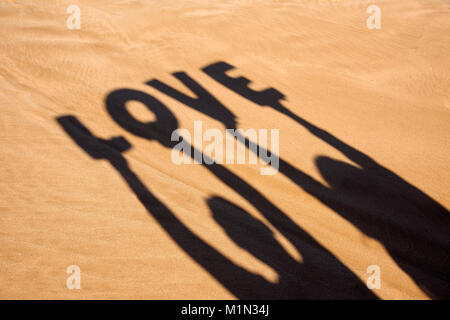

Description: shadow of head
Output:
[315,156,378,192]
[207,196,290,270]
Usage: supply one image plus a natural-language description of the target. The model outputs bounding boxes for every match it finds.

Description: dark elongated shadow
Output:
[56,61,448,299]
[56,115,274,299]
[203,61,450,299]
[103,88,377,299]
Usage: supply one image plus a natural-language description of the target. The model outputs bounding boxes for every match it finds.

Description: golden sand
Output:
[0,0,449,299]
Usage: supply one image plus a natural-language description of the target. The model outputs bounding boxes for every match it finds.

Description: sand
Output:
[0,0,449,299]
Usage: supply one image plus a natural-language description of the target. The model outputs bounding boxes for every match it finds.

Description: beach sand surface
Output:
[0,0,449,299]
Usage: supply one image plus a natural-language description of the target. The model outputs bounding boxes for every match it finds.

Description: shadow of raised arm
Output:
[202,61,450,298]
[56,115,273,299]
[102,87,378,299]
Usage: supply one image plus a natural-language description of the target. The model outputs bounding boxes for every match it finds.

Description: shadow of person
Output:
[202,61,450,298]
[56,115,275,299]
[208,196,372,299]
[55,85,377,298]
[314,156,450,299]
[103,88,377,299]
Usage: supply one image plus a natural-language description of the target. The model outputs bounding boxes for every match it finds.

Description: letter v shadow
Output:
[100,87,378,298]
[56,87,377,299]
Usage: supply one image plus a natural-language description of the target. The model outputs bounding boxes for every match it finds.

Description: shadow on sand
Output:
[56,61,449,299]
